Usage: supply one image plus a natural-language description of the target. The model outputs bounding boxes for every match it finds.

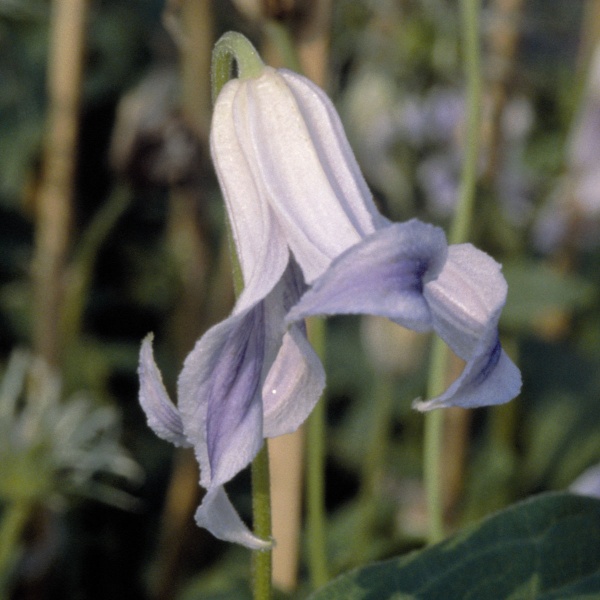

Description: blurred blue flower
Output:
[534,43,600,251]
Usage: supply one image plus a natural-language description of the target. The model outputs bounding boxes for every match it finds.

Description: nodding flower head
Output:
[139,34,521,549]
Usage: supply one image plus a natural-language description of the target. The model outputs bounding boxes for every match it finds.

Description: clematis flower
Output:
[139,64,387,548]
[139,53,521,549]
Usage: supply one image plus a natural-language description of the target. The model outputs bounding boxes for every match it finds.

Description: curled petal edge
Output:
[195,486,272,550]
[413,337,522,411]
[138,334,190,448]
[286,220,448,332]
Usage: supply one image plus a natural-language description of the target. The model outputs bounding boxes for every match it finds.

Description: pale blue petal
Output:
[177,262,320,490]
[263,325,325,437]
[259,261,325,437]
[178,306,265,489]
[241,67,385,283]
[195,486,272,549]
[138,334,190,447]
[413,338,521,410]
[205,306,265,486]
[287,220,447,332]
[424,244,507,359]
[416,244,522,410]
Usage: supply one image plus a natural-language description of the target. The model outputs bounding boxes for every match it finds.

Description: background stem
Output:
[306,317,329,588]
[423,0,482,545]
[251,444,272,600]
[32,0,88,367]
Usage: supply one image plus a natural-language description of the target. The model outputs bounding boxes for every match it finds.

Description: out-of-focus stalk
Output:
[305,317,329,589]
[0,501,33,594]
[578,0,600,70]
[61,186,131,355]
[353,375,394,560]
[32,0,89,367]
[153,3,215,599]
[424,0,482,545]
[483,0,525,183]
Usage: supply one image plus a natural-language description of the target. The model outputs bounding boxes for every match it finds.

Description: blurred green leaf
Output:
[502,261,595,331]
[309,493,600,599]
[522,390,600,491]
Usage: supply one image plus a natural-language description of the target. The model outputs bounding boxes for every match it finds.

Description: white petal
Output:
[242,67,385,282]
[570,463,600,499]
[195,486,272,549]
[138,334,190,447]
[279,69,388,233]
[211,78,289,312]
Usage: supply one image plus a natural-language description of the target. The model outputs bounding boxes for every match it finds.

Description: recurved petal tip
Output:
[195,486,273,550]
[416,242,521,410]
[412,343,521,411]
[138,334,190,447]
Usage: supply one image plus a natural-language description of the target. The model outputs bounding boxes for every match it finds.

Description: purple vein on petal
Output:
[287,220,447,332]
[206,304,266,486]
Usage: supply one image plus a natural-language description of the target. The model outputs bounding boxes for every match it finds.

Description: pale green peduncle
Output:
[211,31,265,103]
[210,31,272,599]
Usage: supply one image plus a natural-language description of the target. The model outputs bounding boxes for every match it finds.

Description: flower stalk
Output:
[306,317,329,588]
[251,443,272,600]
[211,31,264,102]
[211,33,273,597]
[424,0,482,544]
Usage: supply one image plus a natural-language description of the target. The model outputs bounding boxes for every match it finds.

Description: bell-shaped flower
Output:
[287,219,521,411]
[139,64,387,548]
[139,53,521,550]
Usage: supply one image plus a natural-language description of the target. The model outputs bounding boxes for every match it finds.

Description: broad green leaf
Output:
[309,493,600,599]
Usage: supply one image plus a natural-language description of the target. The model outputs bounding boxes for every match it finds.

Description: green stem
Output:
[306,317,329,588]
[251,444,272,600]
[361,376,394,497]
[354,375,395,559]
[451,0,481,247]
[423,0,481,545]
[424,341,447,544]
[210,32,272,598]
[0,501,33,592]
[211,31,264,102]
